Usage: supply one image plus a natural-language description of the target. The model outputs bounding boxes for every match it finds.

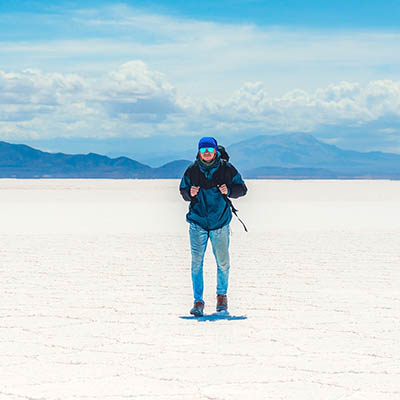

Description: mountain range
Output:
[0,141,188,179]
[1,133,400,179]
[229,133,400,177]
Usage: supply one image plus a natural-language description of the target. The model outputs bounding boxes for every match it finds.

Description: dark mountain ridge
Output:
[0,141,151,178]
[228,133,400,176]
[1,133,400,179]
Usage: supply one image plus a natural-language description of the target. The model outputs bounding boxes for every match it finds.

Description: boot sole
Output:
[190,308,204,317]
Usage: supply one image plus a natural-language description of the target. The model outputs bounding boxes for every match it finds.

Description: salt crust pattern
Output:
[0,179,399,399]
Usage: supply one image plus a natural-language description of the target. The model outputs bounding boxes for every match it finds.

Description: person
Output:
[179,137,248,316]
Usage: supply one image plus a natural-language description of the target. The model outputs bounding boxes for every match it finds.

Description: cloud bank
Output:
[1,61,400,152]
[207,80,400,132]
[0,62,183,139]
[2,4,400,100]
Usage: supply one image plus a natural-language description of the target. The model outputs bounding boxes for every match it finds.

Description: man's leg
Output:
[209,224,231,297]
[189,223,209,304]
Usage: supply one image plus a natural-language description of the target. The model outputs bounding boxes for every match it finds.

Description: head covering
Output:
[198,137,218,150]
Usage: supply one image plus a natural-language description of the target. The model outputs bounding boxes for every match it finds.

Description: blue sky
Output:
[1,0,400,157]
[2,0,400,29]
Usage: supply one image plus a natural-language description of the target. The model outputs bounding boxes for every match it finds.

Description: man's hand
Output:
[218,184,228,195]
[190,186,200,197]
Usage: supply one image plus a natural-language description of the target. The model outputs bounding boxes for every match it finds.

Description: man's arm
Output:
[227,166,247,199]
[179,174,192,201]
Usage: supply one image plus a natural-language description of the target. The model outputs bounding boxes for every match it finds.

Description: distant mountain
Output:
[2,134,400,179]
[106,150,196,168]
[229,133,400,177]
[244,166,344,179]
[148,160,192,178]
[0,141,191,178]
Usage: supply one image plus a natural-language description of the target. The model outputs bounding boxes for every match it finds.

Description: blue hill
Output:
[228,133,400,178]
[1,134,400,179]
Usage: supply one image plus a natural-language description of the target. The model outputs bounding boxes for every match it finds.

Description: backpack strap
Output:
[190,159,225,189]
[189,160,248,232]
[223,196,248,232]
[217,160,248,232]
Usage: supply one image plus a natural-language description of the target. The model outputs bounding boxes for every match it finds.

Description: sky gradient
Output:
[1,0,400,155]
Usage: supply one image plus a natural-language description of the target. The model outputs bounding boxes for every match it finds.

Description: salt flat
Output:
[0,179,399,400]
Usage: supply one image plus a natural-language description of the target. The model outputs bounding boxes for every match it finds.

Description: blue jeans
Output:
[189,223,230,303]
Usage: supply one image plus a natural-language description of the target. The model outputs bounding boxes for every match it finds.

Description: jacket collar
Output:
[196,152,221,178]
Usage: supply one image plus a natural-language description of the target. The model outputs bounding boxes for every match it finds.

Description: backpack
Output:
[191,145,248,232]
[217,145,230,162]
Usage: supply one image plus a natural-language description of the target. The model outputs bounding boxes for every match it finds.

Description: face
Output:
[199,147,216,162]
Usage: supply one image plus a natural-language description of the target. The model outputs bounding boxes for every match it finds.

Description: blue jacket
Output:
[179,153,247,231]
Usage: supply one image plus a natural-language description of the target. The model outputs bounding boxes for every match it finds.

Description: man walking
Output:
[179,137,248,316]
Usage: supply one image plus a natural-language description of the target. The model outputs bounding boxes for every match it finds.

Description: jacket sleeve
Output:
[227,165,248,199]
[179,169,193,202]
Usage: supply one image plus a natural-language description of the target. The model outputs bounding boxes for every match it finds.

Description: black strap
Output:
[191,160,248,232]
[224,195,248,233]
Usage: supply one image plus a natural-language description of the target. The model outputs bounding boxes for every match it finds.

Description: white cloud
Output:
[200,80,400,134]
[97,61,182,121]
[2,5,400,101]
[0,62,183,139]
[0,69,85,107]
[1,62,400,149]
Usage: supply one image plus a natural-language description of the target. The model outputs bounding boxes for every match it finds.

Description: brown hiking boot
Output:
[190,300,204,317]
[216,294,228,312]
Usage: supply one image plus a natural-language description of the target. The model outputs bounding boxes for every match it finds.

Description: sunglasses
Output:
[199,147,215,153]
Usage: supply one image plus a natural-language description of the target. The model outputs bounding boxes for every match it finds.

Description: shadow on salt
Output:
[180,312,247,322]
